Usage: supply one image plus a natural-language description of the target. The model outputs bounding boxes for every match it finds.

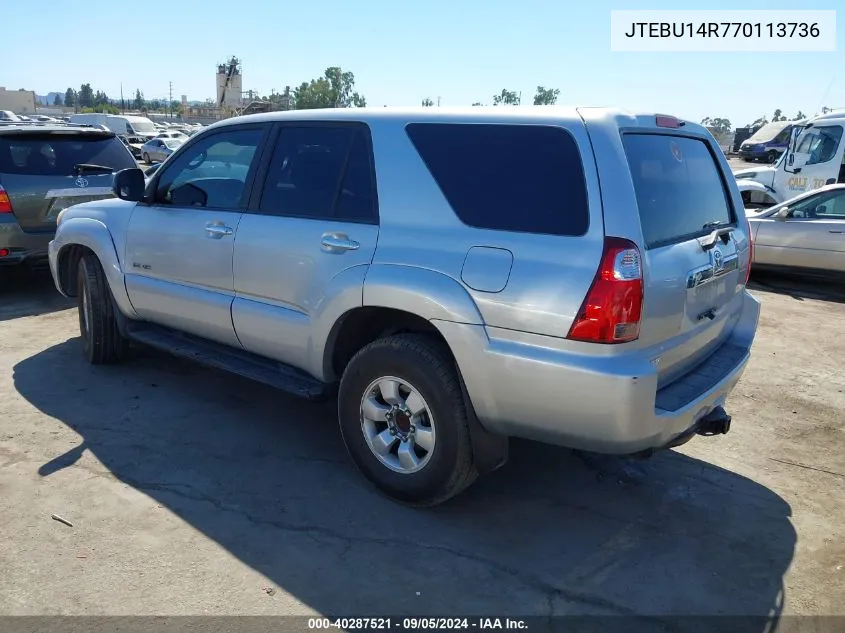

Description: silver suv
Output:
[48,108,760,506]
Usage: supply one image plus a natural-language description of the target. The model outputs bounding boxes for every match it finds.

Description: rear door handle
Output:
[321,234,360,253]
[205,223,234,238]
[829,230,843,234]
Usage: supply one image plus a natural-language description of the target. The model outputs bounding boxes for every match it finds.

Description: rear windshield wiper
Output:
[699,222,734,250]
[74,163,114,176]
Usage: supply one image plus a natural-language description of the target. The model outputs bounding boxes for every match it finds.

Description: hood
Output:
[734,166,776,182]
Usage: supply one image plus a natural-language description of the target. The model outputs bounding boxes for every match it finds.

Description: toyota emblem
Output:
[712,248,724,272]
[75,177,89,188]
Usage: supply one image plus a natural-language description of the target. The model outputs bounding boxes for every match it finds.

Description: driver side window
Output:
[154,127,263,210]
[788,191,845,219]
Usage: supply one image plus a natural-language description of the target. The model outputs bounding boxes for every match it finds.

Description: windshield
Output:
[129,119,157,134]
[747,121,791,144]
[0,133,136,176]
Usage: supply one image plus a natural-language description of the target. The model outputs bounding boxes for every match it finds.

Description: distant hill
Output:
[36,92,63,105]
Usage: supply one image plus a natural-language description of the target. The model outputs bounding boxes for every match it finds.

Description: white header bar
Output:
[610,10,836,52]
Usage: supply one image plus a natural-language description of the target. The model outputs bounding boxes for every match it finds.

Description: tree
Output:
[133,89,144,110]
[53,93,63,106]
[700,117,732,135]
[821,106,832,114]
[748,116,768,128]
[78,83,94,108]
[421,98,434,107]
[492,89,520,106]
[64,88,76,107]
[793,111,807,120]
[294,66,366,110]
[772,109,786,122]
[149,98,163,111]
[533,86,559,106]
[93,90,110,109]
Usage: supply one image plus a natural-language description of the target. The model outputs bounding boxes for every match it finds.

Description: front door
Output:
[124,125,269,347]
[231,123,379,377]
[755,188,845,273]
[776,124,845,197]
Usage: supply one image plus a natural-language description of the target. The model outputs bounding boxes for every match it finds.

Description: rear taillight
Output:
[744,220,753,285]
[0,186,12,214]
[567,237,644,344]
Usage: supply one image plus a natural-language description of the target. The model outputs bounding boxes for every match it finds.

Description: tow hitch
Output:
[696,406,732,436]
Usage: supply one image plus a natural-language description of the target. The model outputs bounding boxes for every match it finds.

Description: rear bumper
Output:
[0,219,52,267]
[436,289,761,455]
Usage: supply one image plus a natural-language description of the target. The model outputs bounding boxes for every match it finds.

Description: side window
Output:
[806,126,843,165]
[773,129,790,144]
[788,192,845,219]
[154,127,263,210]
[405,123,589,236]
[258,124,377,223]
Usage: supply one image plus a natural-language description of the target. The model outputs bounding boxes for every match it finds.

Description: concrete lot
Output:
[0,268,843,623]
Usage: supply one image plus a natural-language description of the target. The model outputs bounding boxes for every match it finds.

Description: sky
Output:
[5,0,843,127]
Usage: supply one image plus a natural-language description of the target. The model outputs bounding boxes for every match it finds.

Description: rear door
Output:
[0,130,136,232]
[620,130,751,386]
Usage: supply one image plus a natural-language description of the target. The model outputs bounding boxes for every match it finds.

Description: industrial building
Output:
[0,87,37,114]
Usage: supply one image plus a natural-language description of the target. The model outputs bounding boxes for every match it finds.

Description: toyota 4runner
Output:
[48,107,760,506]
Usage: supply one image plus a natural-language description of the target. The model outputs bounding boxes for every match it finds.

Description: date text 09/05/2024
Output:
[624,22,820,38]
[308,618,528,630]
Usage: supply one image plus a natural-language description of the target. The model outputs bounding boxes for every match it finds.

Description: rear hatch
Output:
[621,129,752,388]
[0,130,136,232]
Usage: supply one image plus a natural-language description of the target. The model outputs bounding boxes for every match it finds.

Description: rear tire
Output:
[338,334,478,507]
[142,152,150,165]
[77,254,129,365]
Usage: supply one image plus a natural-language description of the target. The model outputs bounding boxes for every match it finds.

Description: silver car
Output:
[747,183,845,277]
[140,137,183,164]
[48,107,759,506]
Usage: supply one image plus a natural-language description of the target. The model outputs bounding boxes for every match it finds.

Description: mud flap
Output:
[456,369,509,475]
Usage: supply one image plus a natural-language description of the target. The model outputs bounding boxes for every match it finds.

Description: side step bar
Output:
[125,322,331,401]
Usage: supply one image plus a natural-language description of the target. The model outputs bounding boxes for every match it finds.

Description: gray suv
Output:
[48,108,760,506]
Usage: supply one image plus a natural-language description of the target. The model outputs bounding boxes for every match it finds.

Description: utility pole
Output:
[437,96,441,107]
[168,81,173,119]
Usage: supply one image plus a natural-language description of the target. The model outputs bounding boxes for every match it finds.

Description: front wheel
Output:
[142,152,150,165]
[338,334,477,506]
[767,151,779,164]
[77,254,129,365]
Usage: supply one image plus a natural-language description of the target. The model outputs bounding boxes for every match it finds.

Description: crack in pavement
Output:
[124,477,636,617]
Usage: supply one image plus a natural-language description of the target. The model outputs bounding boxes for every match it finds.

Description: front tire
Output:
[77,254,129,365]
[338,334,477,507]
[142,152,150,165]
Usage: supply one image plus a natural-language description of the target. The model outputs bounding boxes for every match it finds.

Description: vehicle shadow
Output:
[0,268,74,322]
[749,271,845,304]
[14,340,796,630]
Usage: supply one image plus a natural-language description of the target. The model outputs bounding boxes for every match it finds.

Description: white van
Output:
[68,114,158,140]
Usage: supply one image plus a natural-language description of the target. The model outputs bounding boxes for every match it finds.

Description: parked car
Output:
[0,111,22,122]
[155,130,188,140]
[140,137,183,164]
[746,183,845,278]
[738,121,796,163]
[118,135,145,160]
[0,124,136,269]
[48,107,759,506]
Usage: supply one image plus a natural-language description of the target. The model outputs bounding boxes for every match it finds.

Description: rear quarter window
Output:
[0,134,136,176]
[622,134,734,249]
[405,123,589,236]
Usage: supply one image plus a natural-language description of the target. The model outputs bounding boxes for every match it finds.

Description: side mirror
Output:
[774,206,790,220]
[112,168,145,202]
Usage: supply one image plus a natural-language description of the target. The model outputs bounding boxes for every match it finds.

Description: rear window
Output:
[622,134,734,249]
[0,134,136,176]
[406,123,589,236]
